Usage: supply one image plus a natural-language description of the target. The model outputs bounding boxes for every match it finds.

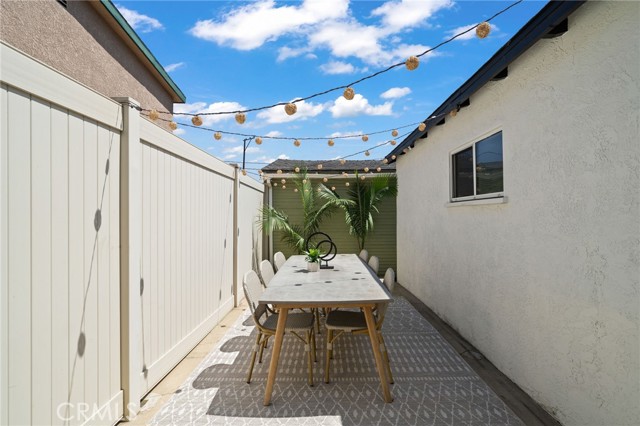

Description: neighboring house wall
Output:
[270,177,397,274]
[0,0,175,129]
[396,2,639,426]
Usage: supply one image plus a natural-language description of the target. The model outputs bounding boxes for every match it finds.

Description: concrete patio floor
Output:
[124,286,559,426]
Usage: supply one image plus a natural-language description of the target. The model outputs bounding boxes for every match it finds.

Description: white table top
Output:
[258,254,391,306]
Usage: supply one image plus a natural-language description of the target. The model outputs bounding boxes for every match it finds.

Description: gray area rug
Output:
[150,297,524,426]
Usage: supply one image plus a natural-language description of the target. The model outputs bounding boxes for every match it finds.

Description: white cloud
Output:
[371,0,453,33]
[329,130,362,139]
[224,146,261,155]
[277,46,312,62]
[173,101,247,126]
[164,62,185,73]
[189,0,349,50]
[265,130,284,137]
[116,5,164,33]
[329,94,393,118]
[446,23,499,41]
[172,128,186,136]
[253,154,290,163]
[319,60,356,75]
[380,87,411,99]
[256,100,324,124]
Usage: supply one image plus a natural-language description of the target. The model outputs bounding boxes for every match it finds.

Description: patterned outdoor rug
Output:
[150,297,523,426]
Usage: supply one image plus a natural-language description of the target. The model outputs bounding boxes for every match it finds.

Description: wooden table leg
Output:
[363,306,393,403]
[263,307,288,406]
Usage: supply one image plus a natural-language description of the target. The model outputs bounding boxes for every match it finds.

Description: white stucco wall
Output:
[396,2,639,425]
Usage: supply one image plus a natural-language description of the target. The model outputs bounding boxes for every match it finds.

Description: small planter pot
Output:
[307,262,319,272]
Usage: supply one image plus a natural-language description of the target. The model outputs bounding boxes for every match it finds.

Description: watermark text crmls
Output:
[56,401,138,422]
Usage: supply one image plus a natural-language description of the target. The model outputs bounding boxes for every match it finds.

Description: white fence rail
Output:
[1,44,123,426]
[0,43,264,425]
[139,120,237,394]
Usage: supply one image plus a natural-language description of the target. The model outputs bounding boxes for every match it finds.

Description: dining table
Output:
[257,253,393,405]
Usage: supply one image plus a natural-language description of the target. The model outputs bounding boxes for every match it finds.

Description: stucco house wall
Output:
[395,2,639,426]
[0,0,179,129]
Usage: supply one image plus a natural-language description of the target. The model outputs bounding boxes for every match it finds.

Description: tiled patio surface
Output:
[148,296,525,426]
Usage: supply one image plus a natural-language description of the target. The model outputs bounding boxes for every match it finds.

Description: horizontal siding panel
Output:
[271,177,396,275]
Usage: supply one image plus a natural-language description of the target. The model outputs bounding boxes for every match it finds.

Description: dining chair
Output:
[259,259,276,287]
[242,270,317,386]
[274,251,287,271]
[358,249,369,262]
[368,255,380,275]
[382,268,395,293]
[324,268,395,384]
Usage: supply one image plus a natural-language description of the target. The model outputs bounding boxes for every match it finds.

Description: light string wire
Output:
[151,114,422,141]
[134,0,522,118]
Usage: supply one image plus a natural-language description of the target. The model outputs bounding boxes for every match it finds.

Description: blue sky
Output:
[115,0,546,177]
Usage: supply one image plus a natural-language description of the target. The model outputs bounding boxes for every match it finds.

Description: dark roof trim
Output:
[99,0,186,103]
[387,0,585,163]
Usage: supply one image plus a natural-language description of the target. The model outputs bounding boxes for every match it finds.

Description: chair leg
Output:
[324,329,333,383]
[379,332,394,384]
[315,308,321,335]
[247,331,262,384]
[311,328,317,363]
[306,331,314,387]
[259,335,269,363]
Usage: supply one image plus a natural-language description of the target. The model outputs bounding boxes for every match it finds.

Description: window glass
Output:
[452,147,474,198]
[475,132,503,195]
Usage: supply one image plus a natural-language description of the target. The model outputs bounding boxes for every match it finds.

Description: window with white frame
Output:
[451,131,503,200]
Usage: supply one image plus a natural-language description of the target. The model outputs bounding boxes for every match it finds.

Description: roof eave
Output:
[387,0,586,163]
[94,0,186,103]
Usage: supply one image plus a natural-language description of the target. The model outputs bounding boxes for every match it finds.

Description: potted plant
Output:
[304,248,322,272]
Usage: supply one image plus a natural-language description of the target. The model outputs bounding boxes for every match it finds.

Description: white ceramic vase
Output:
[307,262,319,272]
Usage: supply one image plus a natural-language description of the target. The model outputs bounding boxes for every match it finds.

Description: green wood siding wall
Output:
[270,177,397,275]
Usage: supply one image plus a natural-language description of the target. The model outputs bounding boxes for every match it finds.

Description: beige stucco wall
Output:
[0,0,175,129]
[396,2,639,425]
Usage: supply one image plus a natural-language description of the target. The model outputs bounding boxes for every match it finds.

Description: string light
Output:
[277,169,283,174]
[476,22,491,38]
[295,167,300,173]
[235,113,246,124]
[242,169,247,175]
[377,167,382,172]
[405,56,419,71]
[285,103,297,116]
[294,188,298,192]
[294,139,301,147]
[323,177,328,183]
[450,109,458,117]
[343,87,355,100]
[331,186,336,191]
[390,140,396,145]
[281,179,286,184]
[282,185,286,189]
[169,122,177,131]
[138,1,521,121]
[149,109,159,121]
[345,182,350,186]
[317,164,323,170]
[391,129,398,137]
[192,116,203,126]
[255,136,263,145]
[364,167,370,172]
[214,131,222,140]
[362,135,369,142]
[328,139,335,147]
[364,151,370,156]
[418,123,426,132]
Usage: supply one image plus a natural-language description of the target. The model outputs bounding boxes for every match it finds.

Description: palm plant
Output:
[258,171,335,254]
[319,173,397,250]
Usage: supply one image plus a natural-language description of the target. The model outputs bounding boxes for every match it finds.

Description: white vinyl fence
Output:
[0,43,264,426]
